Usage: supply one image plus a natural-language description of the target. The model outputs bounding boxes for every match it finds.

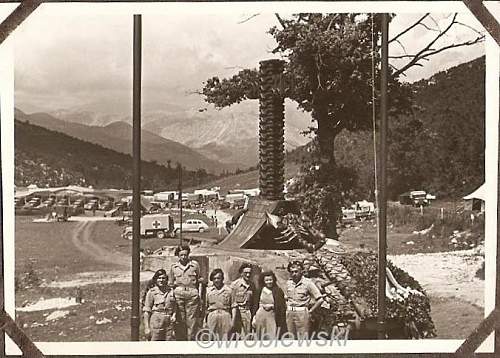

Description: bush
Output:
[15,262,42,290]
[387,204,484,240]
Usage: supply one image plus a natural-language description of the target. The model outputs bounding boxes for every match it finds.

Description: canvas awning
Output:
[463,184,486,201]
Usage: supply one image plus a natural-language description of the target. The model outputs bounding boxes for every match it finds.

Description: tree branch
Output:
[389,13,430,44]
[422,35,485,58]
[455,20,485,37]
[238,13,260,24]
[392,13,460,77]
[392,38,408,54]
[275,13,286,29]
[417,22,440,32]
[428,15,441,30]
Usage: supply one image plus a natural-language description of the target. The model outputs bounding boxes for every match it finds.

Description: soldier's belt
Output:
[208,308,231,313]
[287,306,308,311]
[151,310,174,315]
[237,304,251,310]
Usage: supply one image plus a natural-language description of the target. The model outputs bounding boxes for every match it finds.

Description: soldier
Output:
[169,245,202,340]
[306,264,333,337]
[285,260,324,339]
[143,269,176,341]
[231,263,255,336]
[205,268,236,340]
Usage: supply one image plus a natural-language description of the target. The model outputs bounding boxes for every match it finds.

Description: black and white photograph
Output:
[1,1,499,355]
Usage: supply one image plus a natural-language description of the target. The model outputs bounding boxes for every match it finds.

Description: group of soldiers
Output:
[142,244,332,341]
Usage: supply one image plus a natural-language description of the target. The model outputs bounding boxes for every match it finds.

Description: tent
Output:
[463,184,486,212]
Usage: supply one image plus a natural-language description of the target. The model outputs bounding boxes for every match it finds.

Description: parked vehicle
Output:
[341,208,356,225]
[84,200,98,210]
[121,214,175,240]
[354,200,375,220]
[14,198,24,208]
[49,205,70,221]
[399,190,435,207]
[104,207,122,217]
[23,198,40,209]
[57,198,69,206]
[174,219,209,233]
[71,199,84,208]
[99,201,113,211]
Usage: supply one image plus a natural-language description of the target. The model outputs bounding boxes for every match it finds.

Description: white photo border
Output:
[0,1,498,355]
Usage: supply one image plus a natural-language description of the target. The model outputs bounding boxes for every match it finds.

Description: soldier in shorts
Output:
[143,269,176,341]
[169,245,202,340]
[285,260,324,339]
[230,263,255,336]
[205,268,236,340]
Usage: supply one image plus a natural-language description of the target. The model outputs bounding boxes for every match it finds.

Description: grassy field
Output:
[16,283,133,341]
[186,163,301,194]
[15,212,221,282]
[15,217,119,280]
[14,208,484,342]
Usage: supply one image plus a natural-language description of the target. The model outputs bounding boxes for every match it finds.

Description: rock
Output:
[89,315,95,320]
[406,241,415,245]
[45,310,70,321]
[96,318,112,325]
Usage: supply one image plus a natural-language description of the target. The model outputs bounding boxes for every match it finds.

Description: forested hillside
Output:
[288,56,485,200]
[15,120,215,189]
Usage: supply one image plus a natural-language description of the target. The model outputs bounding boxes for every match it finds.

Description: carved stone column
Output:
[259,59,285,201]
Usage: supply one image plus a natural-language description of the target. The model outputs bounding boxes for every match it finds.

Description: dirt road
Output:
[71,221,130,268]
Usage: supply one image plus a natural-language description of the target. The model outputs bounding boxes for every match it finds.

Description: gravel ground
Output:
[388,245,484,308]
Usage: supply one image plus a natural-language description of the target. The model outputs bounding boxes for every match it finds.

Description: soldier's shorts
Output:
[174,286,201,341]
[234,307,252,336]
[286,308,311,339]
[207,310,232,340]
[150,312,175,341]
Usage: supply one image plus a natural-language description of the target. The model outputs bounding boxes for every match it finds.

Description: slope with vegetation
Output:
[15,109,233,174]
[287,56,485,202]
[15,120,215,190]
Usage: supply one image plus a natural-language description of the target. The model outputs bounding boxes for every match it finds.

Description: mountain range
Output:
[31,100,311,168]
[15,120,215,190]
[14,109,236,174]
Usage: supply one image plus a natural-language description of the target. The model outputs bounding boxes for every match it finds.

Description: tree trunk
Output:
[312,100,339,238]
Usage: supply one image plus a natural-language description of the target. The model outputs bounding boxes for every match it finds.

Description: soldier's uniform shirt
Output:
[285,276,323,338]
[169,260,201,341]
[231,277,254,309]
[285,276,322,307]
[206,284,234,339]
[143,286,176,314]
[143,286,176,341]
[206,284,235,312]
[231,277,255,335]
[169,260,200,288]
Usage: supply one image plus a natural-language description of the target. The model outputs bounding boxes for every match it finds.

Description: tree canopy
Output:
[201,13,484,236]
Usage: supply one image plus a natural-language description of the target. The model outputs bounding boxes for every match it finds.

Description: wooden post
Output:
[377,13,389,340]
[131,14,142,341]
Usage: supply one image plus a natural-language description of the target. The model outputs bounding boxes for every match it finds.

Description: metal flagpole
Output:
[178,164,183,245]
[377,13,389,340]
[131,14,142,341]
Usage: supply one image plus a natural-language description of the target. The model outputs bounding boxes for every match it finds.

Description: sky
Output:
[4,3,491,116]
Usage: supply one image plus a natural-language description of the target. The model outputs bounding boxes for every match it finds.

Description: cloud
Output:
[12,8,485,114]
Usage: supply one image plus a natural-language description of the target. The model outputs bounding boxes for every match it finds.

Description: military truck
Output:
[121,214,175,240]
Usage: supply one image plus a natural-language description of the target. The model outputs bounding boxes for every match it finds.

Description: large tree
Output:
[202,13,484,237]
